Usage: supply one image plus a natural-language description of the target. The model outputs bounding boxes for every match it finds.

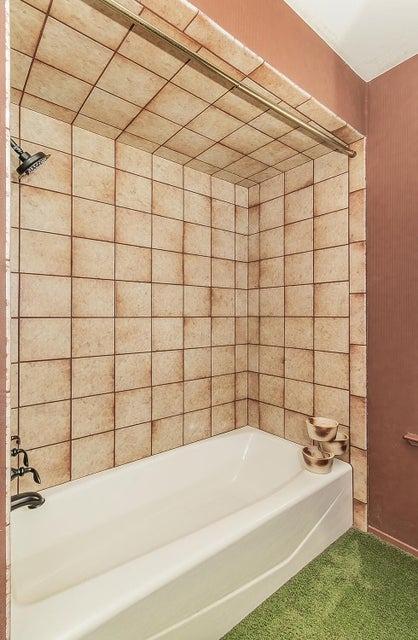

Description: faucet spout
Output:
[11,492,45,511]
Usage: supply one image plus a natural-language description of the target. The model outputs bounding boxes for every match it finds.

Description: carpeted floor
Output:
[222,529,418,640]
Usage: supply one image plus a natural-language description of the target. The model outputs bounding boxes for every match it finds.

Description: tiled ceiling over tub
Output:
[10,0,360,186]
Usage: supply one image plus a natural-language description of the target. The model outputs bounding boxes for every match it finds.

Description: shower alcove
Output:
[7,0,367,636]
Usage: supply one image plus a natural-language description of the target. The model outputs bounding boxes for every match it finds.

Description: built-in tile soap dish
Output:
[306,416,339,442]
[320,430,349,456]
[302,446,334,474]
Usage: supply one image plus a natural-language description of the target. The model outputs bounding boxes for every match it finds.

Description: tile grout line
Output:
[112,135,116,467]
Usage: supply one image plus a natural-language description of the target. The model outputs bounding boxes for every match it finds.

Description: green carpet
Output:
[222,530,418,640]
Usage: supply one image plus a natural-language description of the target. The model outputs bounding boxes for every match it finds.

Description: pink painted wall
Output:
[192,0,366,133]
[367,55,418,552]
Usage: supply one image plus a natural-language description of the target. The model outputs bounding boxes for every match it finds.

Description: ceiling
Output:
[10,0,358,186]
[284,0,418,81]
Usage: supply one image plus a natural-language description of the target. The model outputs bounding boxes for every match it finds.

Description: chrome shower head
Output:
[10,138,50,178]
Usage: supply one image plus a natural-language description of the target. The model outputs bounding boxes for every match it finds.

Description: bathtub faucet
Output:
[11,466,42,484]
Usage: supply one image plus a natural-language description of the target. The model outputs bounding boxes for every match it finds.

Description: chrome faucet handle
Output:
[11,435,20,447]
[11,447,29,467]
[11,466,41,484]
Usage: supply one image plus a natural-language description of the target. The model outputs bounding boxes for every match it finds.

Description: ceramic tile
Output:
[115,423,151,465]
[314,151,348,182]
[73,127,115,166]
[314,282,349,317]
[188,106,242,142]
[350,242,366,293]
[152,318,183,350]
[315,317,349,353]
[72,393,114,438]
[119,26,186,80]
[285,219,313,255]
[73,115,122,142]
[20,318,71,361]
[315,351,349,389]
[148,83,208,126]
[116,282,151,317]
[285,348,313,382]
[72,318,114,357]
[116,171,151,212]
[20,142,71,194]
[11,0,45,56]
[73,158,114,204]
[285,317,313,350]
[285,379,313,414]
[21,92,76,123]
[314,384,349,426]
[72,278,114,317]
[284,251,313,286]
[127,109,181,144]
[98,53,166,107]
[20,359,70,406]
[314,245,348,283]
[350,345,367,397]
[349,139,366,192]
[20,185,71,235]
[298,98,345,132]
[21,107,71,153]
[115,244,151,282]
[183,408,211,444]
[285,185,313,224]
[72,432,114,479]
[116,208,151,247]
[152,414,183,453]
[152,382,183,420]
[185,12,262,75]
[72,356,114,398]
[349,190,366,243]
[350,294,366,345]
[73,198,114,242]
[20,230,71,276]
[116,318,151,353]
[37,17,113,84]
[19,400,70,448]
[81,87,141,129]
[116,387,151,428]
[20,274,71,317]
[51,0,130,48]
[350,395,367,449]
[314,173,348,215]
[115,353,151,392]
[351,446,367,503]
[211,401,235,435]
[285,284,313,316]
[11,49,31,90]
[26,60,91,111]
[152,350,184,387]
[73,237,114,279]
[249,62,309,106]
[314,209,348,249]
[284,410,310,446]
[20,442,70,491]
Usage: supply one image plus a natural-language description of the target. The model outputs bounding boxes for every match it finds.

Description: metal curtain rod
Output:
[96,0,356,158]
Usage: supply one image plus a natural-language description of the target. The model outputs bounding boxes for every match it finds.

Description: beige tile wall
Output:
[10,106,366,530]
[11,106,249,491]
[246,142,367,530]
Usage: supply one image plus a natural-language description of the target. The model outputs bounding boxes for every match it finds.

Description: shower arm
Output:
[96,0,356,158]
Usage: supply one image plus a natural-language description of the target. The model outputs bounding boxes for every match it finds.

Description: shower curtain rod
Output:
[96,0,356,158]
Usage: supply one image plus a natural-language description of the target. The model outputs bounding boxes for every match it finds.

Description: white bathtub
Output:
[11,426,352,640]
